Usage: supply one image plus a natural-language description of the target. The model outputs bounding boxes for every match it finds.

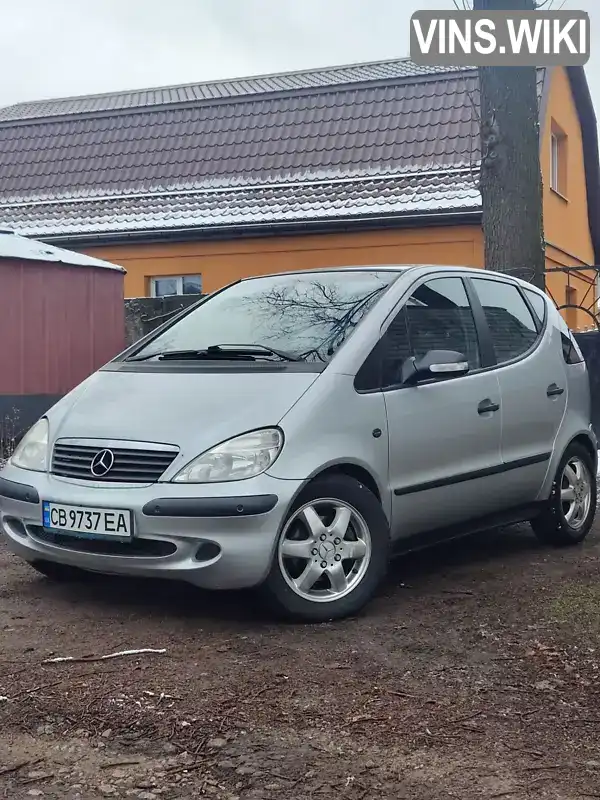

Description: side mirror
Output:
[402,349,469,386]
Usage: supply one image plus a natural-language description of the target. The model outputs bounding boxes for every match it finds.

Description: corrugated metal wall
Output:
[0,258,124,395]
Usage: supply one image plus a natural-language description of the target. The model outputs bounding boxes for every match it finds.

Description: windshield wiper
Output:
[212,344,301,361]
[128,344,302,363]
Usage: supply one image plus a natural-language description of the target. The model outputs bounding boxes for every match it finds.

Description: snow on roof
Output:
[0,231,124,271]
[2,168,481,240]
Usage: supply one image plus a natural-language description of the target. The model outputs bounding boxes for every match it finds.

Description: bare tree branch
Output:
[235,279,390,362]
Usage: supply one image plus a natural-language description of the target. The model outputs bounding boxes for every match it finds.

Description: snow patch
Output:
[0,231,123,272]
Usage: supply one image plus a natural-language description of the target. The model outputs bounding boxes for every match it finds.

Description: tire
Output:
[27,559,91,582]
[531,442,597,547]
[260,474,390,622]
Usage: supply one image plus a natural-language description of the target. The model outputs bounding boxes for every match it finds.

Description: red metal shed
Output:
[0,231,125,442]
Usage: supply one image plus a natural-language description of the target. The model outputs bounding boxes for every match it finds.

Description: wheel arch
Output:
[566,431,598,472]
[276,460,389,528]
[541,430,598,499]
[310,462,383,503]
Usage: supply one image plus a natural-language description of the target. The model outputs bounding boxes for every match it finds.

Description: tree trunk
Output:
[473,0,545,289]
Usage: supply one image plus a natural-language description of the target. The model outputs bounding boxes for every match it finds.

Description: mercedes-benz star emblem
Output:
[90,449,115,477]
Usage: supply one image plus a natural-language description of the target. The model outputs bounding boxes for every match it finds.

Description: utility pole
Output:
[473,0,545,289]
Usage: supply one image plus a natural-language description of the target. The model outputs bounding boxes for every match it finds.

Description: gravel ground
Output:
[1,522,600,800]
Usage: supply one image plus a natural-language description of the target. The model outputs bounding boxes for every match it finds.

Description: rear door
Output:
[469,277,567,505]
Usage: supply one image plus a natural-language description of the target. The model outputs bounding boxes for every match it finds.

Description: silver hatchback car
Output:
[0,266,597,621]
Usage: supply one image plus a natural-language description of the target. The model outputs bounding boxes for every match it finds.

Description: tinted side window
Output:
[380,308,411,388]
[524,288,547,327]
[406,278,481,369]
[561,332,585,364]
[555,314,585,364]
[472,279,539,364]
[380,277,480,387]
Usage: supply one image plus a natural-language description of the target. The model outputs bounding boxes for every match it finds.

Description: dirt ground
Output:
[1,522,600,800]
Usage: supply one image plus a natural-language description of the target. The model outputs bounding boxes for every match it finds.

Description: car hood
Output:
[48,367,320,460]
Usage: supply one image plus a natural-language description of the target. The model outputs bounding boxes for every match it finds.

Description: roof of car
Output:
[239,265,542,288]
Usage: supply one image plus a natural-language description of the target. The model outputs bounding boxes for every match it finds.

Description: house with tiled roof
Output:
[0,58,597,329]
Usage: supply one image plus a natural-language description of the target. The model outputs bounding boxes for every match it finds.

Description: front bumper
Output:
[0,464,303,590]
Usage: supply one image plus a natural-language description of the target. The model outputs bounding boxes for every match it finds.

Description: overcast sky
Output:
[0,0,597,112]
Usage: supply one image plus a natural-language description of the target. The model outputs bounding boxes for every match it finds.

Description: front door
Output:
[381,275,505,539]
[470,277,568,505]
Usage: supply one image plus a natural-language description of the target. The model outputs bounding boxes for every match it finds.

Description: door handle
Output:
[547,383,565,397]
[478,399,500,415]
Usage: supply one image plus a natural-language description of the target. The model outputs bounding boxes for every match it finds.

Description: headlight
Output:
[10,418,49,472]
[172,428,283,483]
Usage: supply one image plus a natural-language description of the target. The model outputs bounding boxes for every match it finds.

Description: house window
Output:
[150,275,202,297]
[550,122,567,196]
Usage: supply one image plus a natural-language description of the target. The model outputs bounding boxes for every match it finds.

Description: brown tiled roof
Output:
[0,60,460,122]
[0,59,594,254]
[0,71,481,203]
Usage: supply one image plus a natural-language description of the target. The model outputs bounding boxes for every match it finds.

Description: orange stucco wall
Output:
[541,66,596,331]
[83,67,595,330]
[86,226,484,299]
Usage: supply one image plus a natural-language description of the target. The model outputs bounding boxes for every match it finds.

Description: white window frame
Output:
[550,133,560,192]
[150,275,202,297]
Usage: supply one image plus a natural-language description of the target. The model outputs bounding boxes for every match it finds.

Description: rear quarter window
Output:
[524,288,548,328]
[556,316,585,364]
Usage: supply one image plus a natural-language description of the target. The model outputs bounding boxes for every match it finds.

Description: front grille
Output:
[51,443,178,483]
[30,526,177,557]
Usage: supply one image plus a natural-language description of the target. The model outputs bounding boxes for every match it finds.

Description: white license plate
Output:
[42,501,133,540]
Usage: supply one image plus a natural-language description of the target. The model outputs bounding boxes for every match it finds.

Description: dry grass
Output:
[549,582,600,631]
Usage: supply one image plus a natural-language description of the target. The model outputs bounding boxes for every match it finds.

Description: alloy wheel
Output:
[560,455,593,530]
[278,499,372,603]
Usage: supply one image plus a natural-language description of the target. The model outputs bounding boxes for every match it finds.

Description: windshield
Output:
[129,270,399,363]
